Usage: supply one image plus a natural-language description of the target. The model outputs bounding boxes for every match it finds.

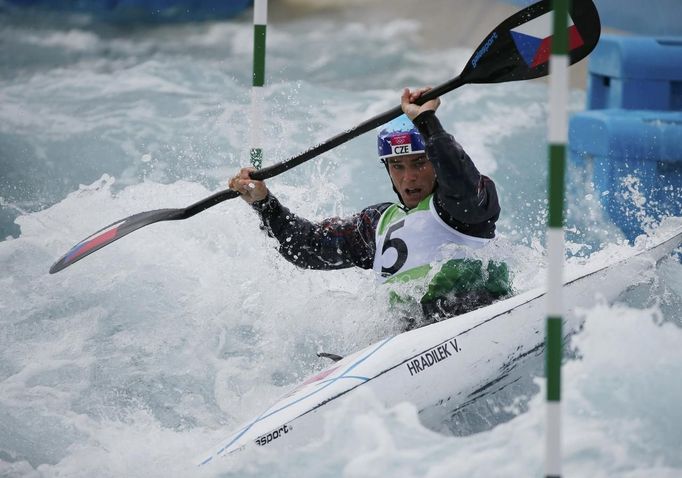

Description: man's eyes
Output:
[390,159,427,170]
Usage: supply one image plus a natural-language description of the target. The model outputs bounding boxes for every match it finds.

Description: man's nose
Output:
[404,166,419,180]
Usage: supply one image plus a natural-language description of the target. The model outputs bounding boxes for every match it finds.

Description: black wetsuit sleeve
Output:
[412,110,500,239]
[250,193,391,270]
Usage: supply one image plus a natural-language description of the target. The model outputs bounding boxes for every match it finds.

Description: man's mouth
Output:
[404,188,422,197]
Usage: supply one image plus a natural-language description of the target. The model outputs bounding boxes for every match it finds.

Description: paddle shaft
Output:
[181,76,465,219]
[252,76,465,181]
[50,0,601,273]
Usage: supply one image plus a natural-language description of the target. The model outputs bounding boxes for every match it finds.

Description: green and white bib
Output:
[372,194,491,284]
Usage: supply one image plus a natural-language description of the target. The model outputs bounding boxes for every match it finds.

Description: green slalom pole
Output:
[546,1,570,477]
[250,0,267,169]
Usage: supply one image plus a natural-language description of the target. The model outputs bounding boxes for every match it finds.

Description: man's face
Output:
[386,154,436,209]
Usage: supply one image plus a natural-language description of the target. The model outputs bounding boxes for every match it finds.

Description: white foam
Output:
[1,6,681,476]
[207,302,682,478]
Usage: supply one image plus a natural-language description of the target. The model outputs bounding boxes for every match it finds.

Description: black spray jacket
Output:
[250,110,501,272]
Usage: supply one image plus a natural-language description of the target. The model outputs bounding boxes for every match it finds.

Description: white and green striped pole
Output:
[250,0,268,169]
[546,1,569,477]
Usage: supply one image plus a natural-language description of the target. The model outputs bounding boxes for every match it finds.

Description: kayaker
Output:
[229,86,511,330]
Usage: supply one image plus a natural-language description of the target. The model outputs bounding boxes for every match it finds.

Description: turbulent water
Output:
[1,4,681,478]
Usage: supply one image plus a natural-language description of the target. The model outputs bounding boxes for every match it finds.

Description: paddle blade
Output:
[460,0,600,84]
[49,208,182,274]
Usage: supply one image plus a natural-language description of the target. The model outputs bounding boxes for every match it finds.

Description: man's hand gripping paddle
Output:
[49,0,600,274]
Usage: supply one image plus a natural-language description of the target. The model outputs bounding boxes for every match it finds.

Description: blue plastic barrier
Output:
[2,0,253,22]
[587,36,682,111]
[570,35,682,242]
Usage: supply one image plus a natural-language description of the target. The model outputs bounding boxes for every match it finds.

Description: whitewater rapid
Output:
[1,4,681,477]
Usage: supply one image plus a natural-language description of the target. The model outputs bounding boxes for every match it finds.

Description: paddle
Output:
[49,0,601,274]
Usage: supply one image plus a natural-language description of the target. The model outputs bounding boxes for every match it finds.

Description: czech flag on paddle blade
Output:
[510,11,584,68]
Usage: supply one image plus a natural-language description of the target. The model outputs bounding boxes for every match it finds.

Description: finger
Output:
[233,177,250,194]
[401,87,411,106]
[418,87,432,100]
[240,179,254,191]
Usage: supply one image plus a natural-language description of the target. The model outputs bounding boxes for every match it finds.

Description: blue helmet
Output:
[377,115,426,161]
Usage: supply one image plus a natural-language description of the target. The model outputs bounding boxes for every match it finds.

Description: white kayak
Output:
[198,221,682,467]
